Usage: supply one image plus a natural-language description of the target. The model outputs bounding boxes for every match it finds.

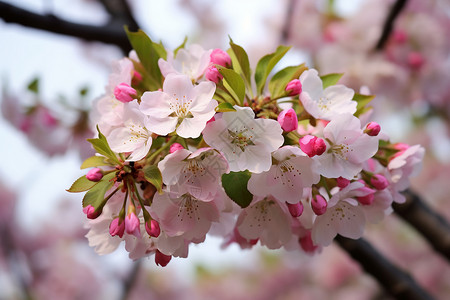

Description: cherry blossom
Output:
[139,74,217,138]
[202,106,284,173]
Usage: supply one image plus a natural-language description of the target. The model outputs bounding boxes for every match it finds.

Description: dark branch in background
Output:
[0,1,133,54]
[395,189,450,260]
[279,0,296,44]
[336,236,434,300]
[120,261,141,300]
[98,0,139,32]
[375,0,409,50]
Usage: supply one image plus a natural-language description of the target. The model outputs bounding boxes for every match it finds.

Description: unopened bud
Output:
[155,250,172,267]
[392,30,408,44]
[285,79,302,96]
[370,174,389,190]
[287,201,304,218]
[205,65,223,83]
[114,83,137,103]
[132,70,143,86]
[311,195,327,215]
[336,177,350,188]
[210,49,231,67]
[299,135,326,157]
[299,231,318,253]
[278,108,298,132]
[125,210,141,237]
[364,122,381,136]
[83,205,100,219]
[356,186,376,205]
[145,220,161,237]
[86,168,103,182]
[408,52,424,70]
[109,217,125,238]
[169,143,184,153]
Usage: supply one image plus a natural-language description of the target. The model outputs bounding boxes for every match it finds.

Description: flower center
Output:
[127,124,149,144]
[228,128,255,152]
[318,96,331,111]
[169,94,193,119]
[329,143,351,160]
[177,194,200,221]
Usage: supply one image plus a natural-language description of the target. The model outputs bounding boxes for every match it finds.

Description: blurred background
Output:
[1,0,449,299]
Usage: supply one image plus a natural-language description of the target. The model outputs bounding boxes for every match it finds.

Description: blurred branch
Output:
[0,1,132,54]
[279,0,296,44]
[395,189,450,260]
[97,0,139,31]
[336,236,433,300]
[120,261,141,300]
[375,0,408,50]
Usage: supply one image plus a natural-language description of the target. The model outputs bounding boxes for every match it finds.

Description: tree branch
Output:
[97,0,139,32]
[120,261,141,300]
[336,236,434,300]
[375,0,409,50]
[395,189,450,260]
[279,0,296,45]
[0,1,132,54]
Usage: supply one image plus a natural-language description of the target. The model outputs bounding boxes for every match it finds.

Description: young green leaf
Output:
[215,102,236,112]
[221,171,253,208]
[254,45,291,95]
[87,127,120,164]
[143,165,163,194]
[80,156,110,169]
[228,39,252,87]
[67,175,98,193]
[354,93,375,117]
[27,77,39,94]
[268,64,307,99]
[174,36,188,56]
[218,67,245,105]
[82,172,116,208]
[320,73,344,89]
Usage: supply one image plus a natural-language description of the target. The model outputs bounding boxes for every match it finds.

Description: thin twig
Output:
[97,0,139,31]
[279,0,296,44]
[395,189,450,260]
[0,1,132,54]
[375,0,409,50]
[120,261,141,300]
[336,236,434,300]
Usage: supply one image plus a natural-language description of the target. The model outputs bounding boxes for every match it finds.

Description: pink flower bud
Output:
[311,195,327,215]
[356,186,375,205]
[114,83,137,103]
[169,143,184,153]
[408,52,424,70]
[336,177,350,188]
[285,79,302,96]
[86,168,103,182]
[210,48,231,67]
[394,143,409,151]
[155,250,172,267]
[287,201,304,218]
[83,205,100,219]
[370,174,389,190]
[125,211,141,237]
[364,122,381,136]
[277,108,298,132]
[145,220,161,238]
[299,135,326,157]
[205,65,223,83]
[392,30,408,44]
[299,231,318,253]
[132,70,143,86]
[42,109,58,128]
[109,217,125,238]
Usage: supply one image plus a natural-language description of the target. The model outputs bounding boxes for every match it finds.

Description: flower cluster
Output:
[68,29,424,266]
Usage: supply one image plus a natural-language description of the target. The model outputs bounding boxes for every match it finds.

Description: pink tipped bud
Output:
[109,217,125,238]
[287,201,304,218]
[311,195,327,215]
[83,205,100,219]
[299,231,318,253]
[370,174,389,190]
[299,135,326,157]
[132,70,143,85]
[125,211,141,237]
[145,220,161,238]
[277,108,298,132]
[364,122,381,136]
[356,186,376,205]
[114,83,137,103]
[169,143,184,153]
[392,30,408,44]
[155,250,172,267]
[285,79,302,96]
[394,143,409,151]
[408,52,424,70]
[42,109,58,128]
[210,48,232,67]
[336,177,350,188]
[205,65,223,83]
[86,168,103,182]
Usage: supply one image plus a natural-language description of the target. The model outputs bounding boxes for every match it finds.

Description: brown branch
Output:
[97,0,139,32]
[0,1,132,54]
[279,0,296,45]
[120,261,141,300]
[394,189,450,260]
[375,0,409,50]
[336,236,434,300]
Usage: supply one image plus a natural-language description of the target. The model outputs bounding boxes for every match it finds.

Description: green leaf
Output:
[215,102,236,112]
[221,171,253,208]
[255,45,291,95]
[354,93,375,117]
[82,172,116,208]
[174,36,188,56]
[228,39,251,87]
[67,175,98,193]
[268,64,307,99]
[27,77,39,94]
[87,127,120,164]
[143,165,163,194]
[320,73,344,89]
[218,67,245,105]
[80,156,110,169]
[125,27,163,89]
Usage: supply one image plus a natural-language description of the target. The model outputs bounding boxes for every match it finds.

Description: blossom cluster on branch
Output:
[68,29,424,266]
